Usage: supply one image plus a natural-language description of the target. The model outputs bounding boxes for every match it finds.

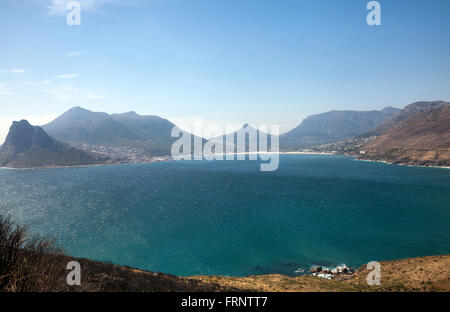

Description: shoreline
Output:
[0,157,173,170]
[2,152,449,170]
[0,152,336,170]
[355,157,450,170]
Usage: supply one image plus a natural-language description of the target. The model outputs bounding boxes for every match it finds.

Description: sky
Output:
[0,0,449,140]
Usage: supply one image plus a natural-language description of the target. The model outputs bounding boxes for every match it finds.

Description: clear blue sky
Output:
[0,0,449,139]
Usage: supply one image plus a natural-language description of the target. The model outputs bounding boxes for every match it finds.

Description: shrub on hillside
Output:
[0,214,63,292]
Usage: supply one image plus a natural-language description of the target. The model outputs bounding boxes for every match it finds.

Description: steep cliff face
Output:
[0,120,101,168]
[359,105,450,166]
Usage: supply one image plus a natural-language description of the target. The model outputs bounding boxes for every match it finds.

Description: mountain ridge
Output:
[280,107,401,149]
[43,107,203,157]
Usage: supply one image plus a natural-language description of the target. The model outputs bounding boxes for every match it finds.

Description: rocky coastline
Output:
[308,264,355,280]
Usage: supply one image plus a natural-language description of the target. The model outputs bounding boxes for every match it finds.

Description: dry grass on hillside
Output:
[190,255,450,292]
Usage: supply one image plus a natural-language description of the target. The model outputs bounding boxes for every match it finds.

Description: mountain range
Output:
[43,106,202,157]
[42,106,404,156]
[0,120,102,168]
[280,107,401,149]
[1,101,449,168]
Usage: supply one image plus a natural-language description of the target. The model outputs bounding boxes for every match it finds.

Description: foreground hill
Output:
[280,107,400,149]
[359,105,450,166]
[7,252,450,292]
[43,106,202,157]
[0,120,103,168]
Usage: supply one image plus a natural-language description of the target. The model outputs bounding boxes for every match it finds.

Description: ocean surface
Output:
[0,154,449,276]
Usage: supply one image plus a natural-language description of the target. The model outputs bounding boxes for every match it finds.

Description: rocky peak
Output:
[241,123,258,132]
[2,120,55,156]
[118,111,140,118]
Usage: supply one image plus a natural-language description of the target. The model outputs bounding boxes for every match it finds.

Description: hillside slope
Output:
[191,255,450,292]
[359,105,450,166]
[361,101,449,138]
[13,253,450,292]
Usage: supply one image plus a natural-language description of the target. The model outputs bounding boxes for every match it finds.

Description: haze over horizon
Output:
[1,0,450,141]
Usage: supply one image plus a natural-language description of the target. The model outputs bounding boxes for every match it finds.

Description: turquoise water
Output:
[0,154,449,276]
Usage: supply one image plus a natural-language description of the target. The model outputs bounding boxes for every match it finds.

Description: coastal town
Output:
[72,143,172,164]
[283,136,377,155]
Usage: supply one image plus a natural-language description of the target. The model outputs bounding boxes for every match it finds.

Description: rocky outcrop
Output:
[309,264,354,280]
[0,120,104,168]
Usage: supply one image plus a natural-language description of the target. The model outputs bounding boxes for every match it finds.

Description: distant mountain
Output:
[0,120,102,168]
[280,107,400,149]
[43,107,202,157]
[359,105,450,166]
[44,106,110,130]
[207,124,277,153]
[360,101,450,137]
